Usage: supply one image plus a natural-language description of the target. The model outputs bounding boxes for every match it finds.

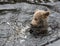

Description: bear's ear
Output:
[45,11,49,16]
[44,11,49,18]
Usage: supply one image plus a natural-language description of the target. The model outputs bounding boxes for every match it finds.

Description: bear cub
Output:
[29,9,49,36]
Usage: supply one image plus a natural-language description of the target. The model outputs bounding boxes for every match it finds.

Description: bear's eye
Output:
[34,18,38,20]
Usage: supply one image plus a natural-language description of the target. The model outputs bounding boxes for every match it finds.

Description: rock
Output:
[0,38,7,46]
[47,40,60,46]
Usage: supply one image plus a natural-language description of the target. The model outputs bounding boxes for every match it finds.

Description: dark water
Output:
[0,2,60,46]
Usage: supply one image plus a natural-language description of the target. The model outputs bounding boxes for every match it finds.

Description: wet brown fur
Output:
[30,10,49,35]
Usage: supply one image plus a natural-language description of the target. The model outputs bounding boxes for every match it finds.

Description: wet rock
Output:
[27,0,60,3]
[47,40,60,46]
[0,24,14,38]
[0,38,7,46]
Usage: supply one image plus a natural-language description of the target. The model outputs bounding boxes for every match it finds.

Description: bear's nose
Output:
[30,23,34,27]
[30,23,33,26]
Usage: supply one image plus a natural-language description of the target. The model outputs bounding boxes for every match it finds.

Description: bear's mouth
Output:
[29,25,45,34]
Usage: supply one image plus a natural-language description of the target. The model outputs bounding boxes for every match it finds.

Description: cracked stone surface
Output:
[0,2,60,46]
